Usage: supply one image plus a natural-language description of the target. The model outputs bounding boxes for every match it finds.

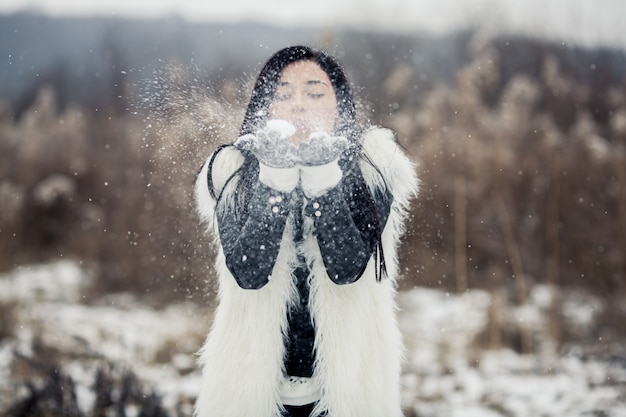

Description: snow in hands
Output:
[233,119,351,168]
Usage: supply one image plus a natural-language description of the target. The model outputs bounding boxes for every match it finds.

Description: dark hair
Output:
[240,45,359,141]
[210,46,389,280]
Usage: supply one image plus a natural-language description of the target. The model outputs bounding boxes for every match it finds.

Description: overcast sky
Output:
[1,0,625,49]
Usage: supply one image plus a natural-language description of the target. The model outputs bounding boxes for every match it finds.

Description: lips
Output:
[292,119,307,131]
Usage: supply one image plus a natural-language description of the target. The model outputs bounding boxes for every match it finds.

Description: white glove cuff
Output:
[300,159,342,198]
[259,163,300,193]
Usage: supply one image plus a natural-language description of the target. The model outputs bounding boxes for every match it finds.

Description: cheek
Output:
[268,102,286,119]
[268,98,338,131]
[315,102,338,128]
[317,113,337,131]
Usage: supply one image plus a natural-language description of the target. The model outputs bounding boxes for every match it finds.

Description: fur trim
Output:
[195,173,299,415]
[195,146,298,417]
[360,127,420,283]
[195,232,298,417]
[305,127,418,417]
[194,146,245,235]
[301,232,404,417]
[194,128,419,417]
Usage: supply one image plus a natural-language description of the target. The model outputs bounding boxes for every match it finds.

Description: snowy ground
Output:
[1,260,625,416]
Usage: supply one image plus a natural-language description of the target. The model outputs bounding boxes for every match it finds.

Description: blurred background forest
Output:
[1,9,626,416]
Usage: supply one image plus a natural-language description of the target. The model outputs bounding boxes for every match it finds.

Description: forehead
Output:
[278,61,332,85]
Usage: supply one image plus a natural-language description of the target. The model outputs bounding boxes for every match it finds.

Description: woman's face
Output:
[269,60,338,145]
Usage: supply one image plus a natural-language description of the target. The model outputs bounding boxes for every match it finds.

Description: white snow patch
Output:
[265,119,296,139]
[398,286,626,417]
[1,260,625,416]
[0,260,87,303]
[0,260,208,413]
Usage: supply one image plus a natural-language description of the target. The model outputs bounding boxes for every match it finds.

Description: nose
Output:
[291,93,306,113]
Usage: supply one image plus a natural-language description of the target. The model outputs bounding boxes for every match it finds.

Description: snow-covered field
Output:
[1,260,625,416]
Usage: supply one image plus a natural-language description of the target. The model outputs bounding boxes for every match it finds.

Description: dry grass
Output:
[0,32,625,347]
[5,338,172,417]
[0,300,18,342]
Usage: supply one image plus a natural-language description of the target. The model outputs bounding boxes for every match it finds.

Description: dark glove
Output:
[234,120,300,168]
[297,132,351,166]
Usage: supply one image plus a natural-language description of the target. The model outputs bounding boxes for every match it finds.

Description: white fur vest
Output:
[193,127,418,417]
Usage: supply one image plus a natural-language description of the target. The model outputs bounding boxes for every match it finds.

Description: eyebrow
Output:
[306,80,329,86]
[277,80,329,87]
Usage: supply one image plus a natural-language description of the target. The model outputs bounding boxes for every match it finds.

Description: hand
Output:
[234,120,301,192]
[234,120,300,168]
[297,132,351,166]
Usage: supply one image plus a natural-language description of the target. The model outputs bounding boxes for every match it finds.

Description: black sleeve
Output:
[304,182,393,285]
[217,182,293,289]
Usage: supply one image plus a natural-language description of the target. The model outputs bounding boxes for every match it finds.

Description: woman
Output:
[194,45,418,417]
